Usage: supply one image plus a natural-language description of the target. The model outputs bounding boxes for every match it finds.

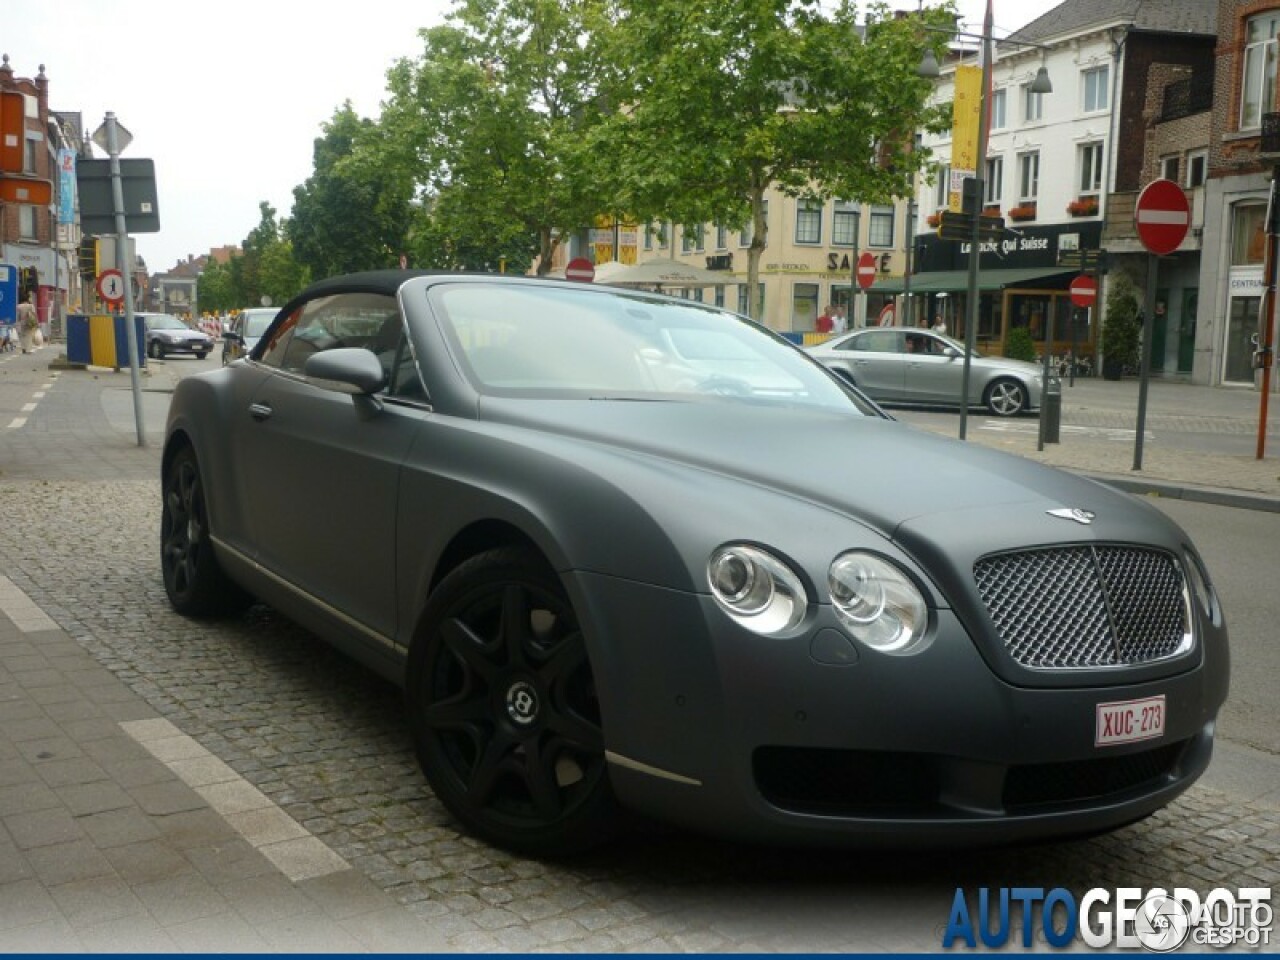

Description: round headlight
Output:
[828,552,928,654]
[707,544,807,635]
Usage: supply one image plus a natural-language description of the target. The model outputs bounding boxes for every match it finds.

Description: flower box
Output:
[926,212,942,229]
[1008,203,1037,222]
[982,205,1002,218]
[1067,197,1099,217]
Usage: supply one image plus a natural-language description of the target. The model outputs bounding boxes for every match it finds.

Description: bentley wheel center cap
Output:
[506,680,540,726]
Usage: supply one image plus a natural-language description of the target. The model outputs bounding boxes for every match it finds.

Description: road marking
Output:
[120,717,351,882]
[7,417,26,430]
[979,421,1154,441]
[32,391,45,399]
[0,575,62,633]
[20,403,35,413]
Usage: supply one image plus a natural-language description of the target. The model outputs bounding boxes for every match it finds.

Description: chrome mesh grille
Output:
[973,546,1189,669]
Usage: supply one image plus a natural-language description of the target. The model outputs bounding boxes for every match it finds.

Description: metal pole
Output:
[959,7,993,442]
[105,113,145,447]
[903,200,916,328]
[1133,253,1158,471]
[1038,305,1054,451]
[1257,169,1278,460]
[849,208,861,328]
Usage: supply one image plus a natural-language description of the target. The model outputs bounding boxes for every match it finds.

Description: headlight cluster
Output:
[707,544,806,635]
[828,552,929,654]
[707,544,929,653]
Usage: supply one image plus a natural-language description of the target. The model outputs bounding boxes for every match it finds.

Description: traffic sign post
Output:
[1131,179,1191,471]
[856,251,877,290]
[1069,274,1097,309]
[96,269,125,306]
[565,257,595,283]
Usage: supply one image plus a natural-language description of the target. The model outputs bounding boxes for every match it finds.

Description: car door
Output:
[835,329,906,401]
[903,331,963,404]
[237,292,425,647]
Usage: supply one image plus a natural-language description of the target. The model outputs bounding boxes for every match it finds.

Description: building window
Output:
[738,282,765,315]
[1018,152,1040,201]
[793,282,820,329]
[644,225,654,251]
[1082,65,1109,113]
[1079,142,1104,194]
[24,137,38,173]
[18,205,37,240]
[868,204,894,247]
[934,163,951,209]
[716,223,728,250]
[1186,150,1207,188]
[682,223,704,252]
[1161,155,1180,183]
[740,201,767,248]
[795,199,822,244]
[1231,203,1267,266]
[714,285,725,308]
[985,156,1003,205]
[1241,12,1280,129]
[656,222,669,249]
[832,200,859,246]
[990,89,1007,130]
[1023,84,1044,122]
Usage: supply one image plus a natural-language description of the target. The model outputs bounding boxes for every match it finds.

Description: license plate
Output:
[1095,695,1166,747]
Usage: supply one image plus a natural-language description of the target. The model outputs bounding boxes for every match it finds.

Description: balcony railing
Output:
[1159,76,1213,123]
[1262,112,1280,158]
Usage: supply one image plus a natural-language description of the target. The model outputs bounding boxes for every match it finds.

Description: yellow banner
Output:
[949,64,982,212]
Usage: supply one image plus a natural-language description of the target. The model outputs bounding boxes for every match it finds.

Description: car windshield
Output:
[244,311,274,337]
[147,315,189,331]
[430,282,874,413]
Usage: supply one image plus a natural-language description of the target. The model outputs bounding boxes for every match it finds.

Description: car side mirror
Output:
[943,347,962,359]
[304,348,387,396]
[225,331,243,343]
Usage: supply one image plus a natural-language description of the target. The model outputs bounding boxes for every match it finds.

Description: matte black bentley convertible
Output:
[161,271,1228,855]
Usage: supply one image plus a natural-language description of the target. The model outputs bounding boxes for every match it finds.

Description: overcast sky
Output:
[6,0,1062,274]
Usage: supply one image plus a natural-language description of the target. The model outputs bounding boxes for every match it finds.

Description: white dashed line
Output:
[7,418,25,430]
[120,717,352,882]
[0,575,62,633]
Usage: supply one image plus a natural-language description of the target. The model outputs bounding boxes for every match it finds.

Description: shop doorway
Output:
[1224,295,1259,384]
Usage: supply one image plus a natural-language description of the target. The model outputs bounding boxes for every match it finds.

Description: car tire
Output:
[160,445,251,617]
[984,378,1028,417]
[406,547,619,857]
[148,340,164,360]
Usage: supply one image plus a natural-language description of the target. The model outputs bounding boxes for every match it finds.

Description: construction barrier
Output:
[65,314,147,369]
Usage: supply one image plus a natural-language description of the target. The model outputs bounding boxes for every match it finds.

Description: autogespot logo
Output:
[941,886,1273,951]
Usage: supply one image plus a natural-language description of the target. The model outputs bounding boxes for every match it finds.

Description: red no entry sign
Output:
[1135,178,1190,256]
[1069,274,1097,308]
[856,251,877,290]
[564,257,595,282]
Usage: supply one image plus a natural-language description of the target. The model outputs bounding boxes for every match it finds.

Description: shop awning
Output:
[871,267,1075,294]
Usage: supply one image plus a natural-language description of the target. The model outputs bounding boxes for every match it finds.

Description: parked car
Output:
[221,307,277,365]
[805,327,1056,416]
[161,271,1227,856]
[141,313,213,360]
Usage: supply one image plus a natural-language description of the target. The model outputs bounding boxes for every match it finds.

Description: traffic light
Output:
[78,238,99,279]
[937,210,1005,241]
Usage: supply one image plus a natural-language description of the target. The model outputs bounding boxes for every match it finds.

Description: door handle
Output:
[248,403,273,421]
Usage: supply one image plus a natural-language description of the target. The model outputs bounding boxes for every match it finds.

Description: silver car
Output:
[805,327,1056,416]
[221,307,277,365]
[141,313,213,360]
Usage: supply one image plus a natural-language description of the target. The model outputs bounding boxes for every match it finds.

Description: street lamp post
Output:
[848,207,862,327]
[904,199,917,329]
[918,10,1052,440]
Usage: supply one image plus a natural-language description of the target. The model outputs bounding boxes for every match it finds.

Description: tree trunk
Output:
[746,182,768,322]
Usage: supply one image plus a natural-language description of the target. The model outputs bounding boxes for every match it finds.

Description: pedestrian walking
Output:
[17,295,38,353]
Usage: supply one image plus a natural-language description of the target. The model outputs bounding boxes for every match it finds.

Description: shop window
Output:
[1231,204,1267,266]
[793,282,819,329]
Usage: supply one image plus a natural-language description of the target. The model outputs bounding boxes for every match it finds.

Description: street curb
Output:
[1086,472,1280,513]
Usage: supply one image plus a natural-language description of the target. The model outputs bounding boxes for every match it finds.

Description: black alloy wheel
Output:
[160,445,249,617]
[407,547,618,856]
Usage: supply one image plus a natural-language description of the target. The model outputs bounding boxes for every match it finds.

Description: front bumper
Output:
[571,571,1226,847]
[155,336,212,355]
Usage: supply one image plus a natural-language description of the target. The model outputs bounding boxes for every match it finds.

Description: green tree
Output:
[1100,269,1142,378]
[375,0,615,274]
[196,257,237,313]
[290,104,415,278]
[599,0,954,318]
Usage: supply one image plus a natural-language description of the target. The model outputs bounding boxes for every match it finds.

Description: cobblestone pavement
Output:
[0,352,1276,951]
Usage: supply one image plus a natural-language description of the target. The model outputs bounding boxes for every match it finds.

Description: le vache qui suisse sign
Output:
[917,221,1103,273]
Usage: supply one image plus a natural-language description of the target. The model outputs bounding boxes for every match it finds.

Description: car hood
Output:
[156,328,208,340]
[478,398,1143,540]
